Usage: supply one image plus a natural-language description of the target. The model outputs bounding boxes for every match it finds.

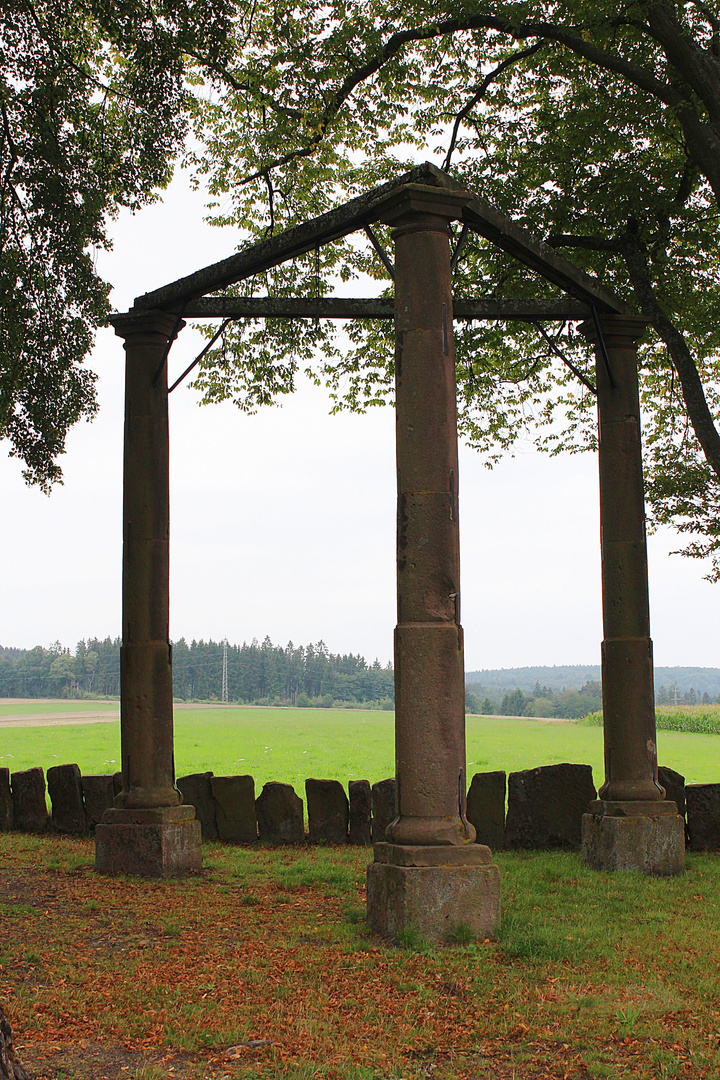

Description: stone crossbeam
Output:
[130,162,625,316]
[178,296,594,320]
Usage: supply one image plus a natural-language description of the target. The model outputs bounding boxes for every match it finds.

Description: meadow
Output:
[2,833,720,1079]
[2,701,720,789]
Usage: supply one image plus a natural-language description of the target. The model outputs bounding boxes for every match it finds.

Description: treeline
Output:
[0,637,395,708]
[172,637,394,708]
[0,640,121,698]
[466,680,604,720]
[656,684,719,706]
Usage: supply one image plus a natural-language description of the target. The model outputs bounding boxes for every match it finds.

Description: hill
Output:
[466,665,720,698]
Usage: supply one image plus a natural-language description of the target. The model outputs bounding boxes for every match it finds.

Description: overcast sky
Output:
[1,170,717,671]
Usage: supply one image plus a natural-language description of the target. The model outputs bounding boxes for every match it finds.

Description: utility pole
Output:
[221,638,229,703]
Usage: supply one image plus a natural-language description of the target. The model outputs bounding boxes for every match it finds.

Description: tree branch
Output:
[240,11,683,186]
[443,40,546,172]
[546,233,621,252]
[621,229,720,482]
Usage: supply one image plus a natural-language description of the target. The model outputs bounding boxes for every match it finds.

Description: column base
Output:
[95,805,202,877]
[582,801,685,876]
[367,843,501,942]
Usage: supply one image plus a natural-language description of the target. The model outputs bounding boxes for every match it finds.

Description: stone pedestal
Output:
[367,843,500,941]
[582,801,685,876]
[95,806,202,877]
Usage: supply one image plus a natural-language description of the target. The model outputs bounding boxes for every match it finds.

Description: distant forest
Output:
[0,638,394,709]
[466,665,720,700]
[2,643,717,717]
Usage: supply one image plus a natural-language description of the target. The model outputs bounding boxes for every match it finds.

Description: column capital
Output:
[109,309,185,344]
[380,182,471,230]
[579,313,650,347]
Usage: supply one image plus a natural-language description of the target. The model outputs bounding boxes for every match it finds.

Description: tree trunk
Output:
[0,1007,28,1080]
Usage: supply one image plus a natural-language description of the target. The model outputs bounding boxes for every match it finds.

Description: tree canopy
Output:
[184,1,720,576]
[0,0,232,487]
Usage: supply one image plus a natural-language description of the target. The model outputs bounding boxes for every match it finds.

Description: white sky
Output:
[1,170,717,670]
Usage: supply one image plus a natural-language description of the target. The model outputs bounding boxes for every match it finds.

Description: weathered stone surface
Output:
[95,805,202,877]
[687,784,720,851]
[349,779,372,845]
[256,782,304,844]
[658,766,686,821]
[113,772,123,798]
[306,778,349,844]
[47,763,87,835]
[505,763,596,850]
[466,771,506,850]
[211,775,257,843]
[82,775,116,832]
[0,768,13,832]
[371,777,396,843]
[367,861,501,942]
[582,809,685,875]
[177,772,218,839]
[11,768,48,833]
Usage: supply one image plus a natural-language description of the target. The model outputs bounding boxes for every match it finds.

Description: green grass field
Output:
[0,699,118,717]
[2,701,720,789]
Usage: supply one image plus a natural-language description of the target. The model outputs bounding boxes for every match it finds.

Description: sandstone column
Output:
[366,185,501,940]
[95,310,202,877]
[581,314,684,875]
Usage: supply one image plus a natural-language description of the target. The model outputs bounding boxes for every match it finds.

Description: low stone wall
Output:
[0,762,702,851]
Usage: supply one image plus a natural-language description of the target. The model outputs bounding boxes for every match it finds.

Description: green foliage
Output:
[0,635,394,706]
[186,1,720,575]
[0,0,234,486]
[584,704,720,736]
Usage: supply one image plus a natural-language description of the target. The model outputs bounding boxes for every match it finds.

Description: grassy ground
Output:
[1,833,720,1080]
[2,703,720,789]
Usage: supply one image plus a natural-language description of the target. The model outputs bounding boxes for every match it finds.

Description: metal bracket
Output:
[363,222,395,282]
[168,318,231,394]
[591,305,616,389]
[533,321,597,396]
[450,223,470,273]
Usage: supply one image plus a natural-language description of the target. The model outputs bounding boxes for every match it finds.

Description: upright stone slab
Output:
[658,766,686,823]
[256,782,304,845]
[467,771,506,850]
[47,764,87,835]
[686,784,720,851]
[306,779,349,844]
[0,768,13,831]
[11,768,48,833]
[177,772,218,839]
[505,764,596,850]
[365,184,500,942]
[211,775,257,843]
[82,775,116,833]
[348,780,372,845]
[371,778,397,844]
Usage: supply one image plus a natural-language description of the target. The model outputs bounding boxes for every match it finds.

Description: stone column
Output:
[580,314,684,875]
[95,310,202,877]
[366,185,501,940]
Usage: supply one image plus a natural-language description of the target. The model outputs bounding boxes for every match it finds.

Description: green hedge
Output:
[582,705,720,735]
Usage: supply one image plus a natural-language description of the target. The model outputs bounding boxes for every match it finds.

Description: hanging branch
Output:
[443,41,547,172]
